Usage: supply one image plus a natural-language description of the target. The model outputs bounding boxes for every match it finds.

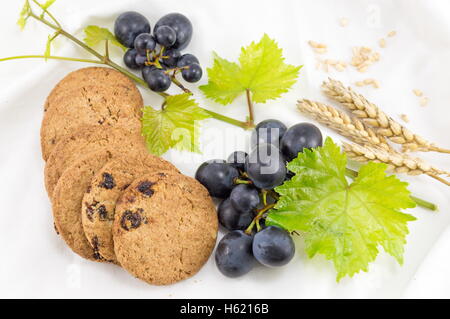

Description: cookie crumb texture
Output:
[113,172,218,285]
[40,67,143,160]
[81,155,179,262]
[52,151,112,261]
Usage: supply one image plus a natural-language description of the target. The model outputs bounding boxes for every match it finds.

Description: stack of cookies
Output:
[41,67,218,285]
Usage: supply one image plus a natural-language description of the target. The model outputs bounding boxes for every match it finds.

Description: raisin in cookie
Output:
[52,150,113,261]
[113,172,218,285]
[81,154,179,262]
[44,125,147,198]
[40,67,143,160]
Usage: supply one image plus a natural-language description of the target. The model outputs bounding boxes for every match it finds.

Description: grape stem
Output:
[344,168,438,211]
[245,203,275,235]
[3,3,252,129]
[234,178,252,185]
[245,89,255,127]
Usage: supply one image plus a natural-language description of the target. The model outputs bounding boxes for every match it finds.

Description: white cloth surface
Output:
[0,0,449,298]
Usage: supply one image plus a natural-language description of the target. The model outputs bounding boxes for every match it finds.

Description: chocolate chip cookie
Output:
[40,67,143,160]
[52,150,113,261]
[113,172,218,285]
[81,154,179,262]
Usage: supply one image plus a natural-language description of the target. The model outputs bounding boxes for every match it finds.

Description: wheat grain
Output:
[322,78,450,153]
[298,99,392,150]
[339,18,349,27]
[413,89,423,97]
[400,114,409,123]
[420,97,429,107]
[343,142,450,186]
[387,30,397,37]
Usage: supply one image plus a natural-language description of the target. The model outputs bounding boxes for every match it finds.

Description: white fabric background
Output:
[0,0,449,298]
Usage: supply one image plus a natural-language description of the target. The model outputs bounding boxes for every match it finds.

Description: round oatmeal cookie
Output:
[113,172,218,285]
[81,154,180,262]
[44,125,147,198]
[52,150,113,261]
[40,68,143,160]
[44,67,143,114]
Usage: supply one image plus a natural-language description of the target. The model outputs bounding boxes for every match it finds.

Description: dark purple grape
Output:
[245,143,286,189]
[142,65,157,82]
[123,48,139,69]
[215,230,256,278]
[195,162,239,198]
[253,226,295,267]
[227,151,248,171]
[177,54,199,68]
[218,199,254,231]
[280,123,323,161]
[134,54,147,68]
[181,63,202,83]
[134,33,156,55]
[251,119,287,148]
[114,11,150,48]
[161,48,181,68]
[230,184,260,213]
[145,69,171,92]
[154,25,177,47]
[154,13,192,50]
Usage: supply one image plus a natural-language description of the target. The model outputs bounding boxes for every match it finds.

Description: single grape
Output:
[142,65,157,82]
[230,184,260,213]
[134,54,148,68]
[181,63,202,83]
[114,11,150,48]
[177,54,199,68]
[134,33,156,55]
[227,151,248,171]
[154,25,177,47]
[160,48,181,68]
[195,161,239,198]
[253,226,295,267]
[280,123,323,161]
[218,199,254,231]
[215,230,256,278]
[251,119,287,148]
[123,48,139,69]
[154,13,193,50]
[145,69,171,92]
[245,143,286,189]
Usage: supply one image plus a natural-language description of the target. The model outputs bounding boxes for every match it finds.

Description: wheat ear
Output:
[343,142,450,186]
[298,99,392,151]
[322,78,450,154]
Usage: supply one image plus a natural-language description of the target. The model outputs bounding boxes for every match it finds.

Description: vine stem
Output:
[345,168,437,211]
[245,89,255,127]
[0,55,103,64]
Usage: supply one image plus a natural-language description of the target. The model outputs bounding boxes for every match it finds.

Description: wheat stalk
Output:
[322,78,450,154]
[298,99,392,151]
[343,142,450,186]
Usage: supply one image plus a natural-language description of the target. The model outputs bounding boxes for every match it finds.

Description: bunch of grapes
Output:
[114,12,202,92]
[196,120,323,278]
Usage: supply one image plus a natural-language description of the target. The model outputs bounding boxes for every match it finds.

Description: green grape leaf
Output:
[266,138,416,281]
[83,25,126,51]
[17,0,31,30]
[141,94,211,156]
[200,34,302,105]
